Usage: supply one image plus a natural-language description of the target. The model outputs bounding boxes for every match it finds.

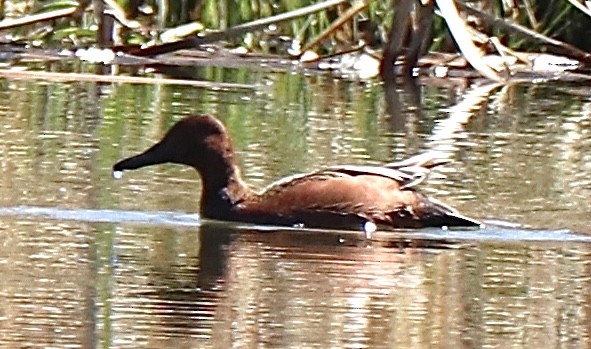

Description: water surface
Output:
[1,72,591,348]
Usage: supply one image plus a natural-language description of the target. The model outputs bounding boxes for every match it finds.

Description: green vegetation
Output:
[1,0,591,54]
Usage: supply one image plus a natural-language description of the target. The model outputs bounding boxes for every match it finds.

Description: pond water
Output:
[0,69,591,348]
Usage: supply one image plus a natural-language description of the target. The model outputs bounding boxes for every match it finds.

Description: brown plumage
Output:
[113,115,481,230]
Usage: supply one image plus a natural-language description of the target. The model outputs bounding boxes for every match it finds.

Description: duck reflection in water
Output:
[122,223,461,344]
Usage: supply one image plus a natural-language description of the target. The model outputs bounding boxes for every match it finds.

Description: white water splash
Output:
[363,221,377,239]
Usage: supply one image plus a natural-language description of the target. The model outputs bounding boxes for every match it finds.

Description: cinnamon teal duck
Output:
[113,115,481,230]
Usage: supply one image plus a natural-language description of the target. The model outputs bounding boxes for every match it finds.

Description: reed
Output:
[1,0,590,54]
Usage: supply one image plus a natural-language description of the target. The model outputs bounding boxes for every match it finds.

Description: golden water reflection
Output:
[0,218,96,348]
[1,218,590,348]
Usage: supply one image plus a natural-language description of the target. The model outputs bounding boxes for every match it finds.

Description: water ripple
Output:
[0,206,589,243]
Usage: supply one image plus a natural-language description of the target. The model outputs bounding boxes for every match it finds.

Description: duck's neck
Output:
[196,156,254,220]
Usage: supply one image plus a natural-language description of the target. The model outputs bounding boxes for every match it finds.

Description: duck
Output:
[112,115,481,230]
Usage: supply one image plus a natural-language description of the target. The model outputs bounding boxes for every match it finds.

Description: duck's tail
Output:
[424,196,483,228]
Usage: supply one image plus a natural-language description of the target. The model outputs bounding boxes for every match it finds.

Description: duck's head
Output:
[113,115,235,175]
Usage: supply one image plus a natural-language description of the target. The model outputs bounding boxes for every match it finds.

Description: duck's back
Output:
[233,169,479,229]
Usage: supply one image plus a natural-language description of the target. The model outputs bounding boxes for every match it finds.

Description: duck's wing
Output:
[259,164,419,194]
[328,151,452,189]
[324,150,451,189]
[261,152,448,193]
[319,165,426,189]
[242,152,481,228]
[244,171,480,229]
[244,172,410,228]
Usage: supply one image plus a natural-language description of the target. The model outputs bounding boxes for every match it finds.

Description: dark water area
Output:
[1,70,591,348]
